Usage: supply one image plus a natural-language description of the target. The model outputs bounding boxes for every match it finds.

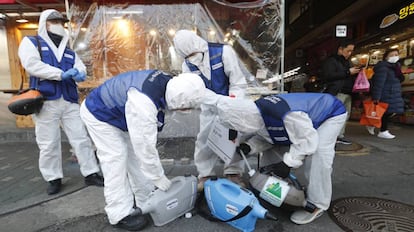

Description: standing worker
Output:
[80,71,206,231]
[173,29,248,189]
[192,90,347,225]
[320,39,360,145]
[18,9,103,195]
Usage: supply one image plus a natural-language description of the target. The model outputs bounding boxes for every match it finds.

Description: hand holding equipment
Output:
[153,175,172,191]
[259,161,291,179]
[61,68,78,80]
[73,71,86,82]
[236,143,251,156]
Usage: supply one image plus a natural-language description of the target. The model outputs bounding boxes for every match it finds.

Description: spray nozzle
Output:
[248,169,256,177]
[265,212,278,221]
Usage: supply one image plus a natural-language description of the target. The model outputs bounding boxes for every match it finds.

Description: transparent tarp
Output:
[69,1,282,87]
[68,1,282,139]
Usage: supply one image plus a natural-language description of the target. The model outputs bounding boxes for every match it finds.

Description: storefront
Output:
[1,1,284,127]
[350,1,414,124]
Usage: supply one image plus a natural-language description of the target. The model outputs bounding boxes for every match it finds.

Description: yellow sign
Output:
[399,2,414,19]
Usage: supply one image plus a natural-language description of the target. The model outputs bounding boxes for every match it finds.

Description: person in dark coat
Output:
[320,39,360,145]
[366,48,404,139]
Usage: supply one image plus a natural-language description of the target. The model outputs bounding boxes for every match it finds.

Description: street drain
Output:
[328,197,414,232]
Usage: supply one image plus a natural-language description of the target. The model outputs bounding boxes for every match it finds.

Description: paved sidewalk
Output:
[0,121,413,232]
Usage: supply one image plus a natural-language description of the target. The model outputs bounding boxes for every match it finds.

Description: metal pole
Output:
[65,0,73,49]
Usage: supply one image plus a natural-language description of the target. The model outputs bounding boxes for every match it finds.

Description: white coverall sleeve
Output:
[282,111,319,168]
[125,88,166,182]
[244,133,274,155]
[222,45,247,98]
[18,37,64,81]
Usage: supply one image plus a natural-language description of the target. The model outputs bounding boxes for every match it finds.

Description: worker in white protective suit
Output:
[79,71,206,231]
[173,29,248,189]
[207,92,347,225]
[18,9,103,195]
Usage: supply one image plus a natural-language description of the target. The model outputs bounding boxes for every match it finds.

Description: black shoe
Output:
[84,173,104,187]
[113,214,148,231]
[336,137,352,145]
[47,179,62,195]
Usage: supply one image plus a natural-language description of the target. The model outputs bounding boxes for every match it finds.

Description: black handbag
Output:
[7,36,44,115]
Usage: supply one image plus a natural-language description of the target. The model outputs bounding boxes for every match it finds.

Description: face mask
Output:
[186,53,203,65]
[387,56,399,64]
[48,24,66,37]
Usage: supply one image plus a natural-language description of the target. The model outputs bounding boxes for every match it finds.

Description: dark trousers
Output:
[380,113,396,132]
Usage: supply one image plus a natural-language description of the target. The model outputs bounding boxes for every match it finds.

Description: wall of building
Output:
[0,24,11,89]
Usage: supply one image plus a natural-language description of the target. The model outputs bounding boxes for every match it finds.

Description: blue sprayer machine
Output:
[204,177,277,232]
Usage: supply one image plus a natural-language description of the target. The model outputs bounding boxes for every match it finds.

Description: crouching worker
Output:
[213,93,347,225]
[79,70,205,231]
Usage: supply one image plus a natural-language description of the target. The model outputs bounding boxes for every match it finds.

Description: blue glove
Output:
[72,71,86,82]
[61,68,78,80]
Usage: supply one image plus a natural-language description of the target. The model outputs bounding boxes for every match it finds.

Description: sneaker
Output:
[47,179,62,195]
[290,208,324,225]
[366,126,375,135]
[113,214,148,231]
[225,174,246,188]
[84,173,104,187]
[377,130,395,139]
[336,137,352,145]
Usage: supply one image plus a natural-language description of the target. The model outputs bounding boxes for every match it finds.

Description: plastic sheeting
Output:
[69,1,283,138]
[69,1,282,87]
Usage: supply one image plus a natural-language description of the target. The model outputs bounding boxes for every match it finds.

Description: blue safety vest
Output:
[28,36,78,103]
[255,93,346,145]
[85,70,171,132]
[185,43,229,96]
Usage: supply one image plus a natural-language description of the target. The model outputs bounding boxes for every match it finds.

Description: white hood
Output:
[216,97,265,134]
[173,30,208,58]
[165,73,206,110]
[173,30,212,79]
[37,9,70,62]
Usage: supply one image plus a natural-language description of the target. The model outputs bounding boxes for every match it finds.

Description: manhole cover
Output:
[328,197,414,232]
[335,142,363,152]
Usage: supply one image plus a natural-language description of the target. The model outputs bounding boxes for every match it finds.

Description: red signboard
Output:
[0,0,15,3]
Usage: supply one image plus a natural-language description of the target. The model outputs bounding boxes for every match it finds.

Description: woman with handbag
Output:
[367,48,405,139]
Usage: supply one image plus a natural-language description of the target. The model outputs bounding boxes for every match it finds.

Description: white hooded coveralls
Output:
[80,72,206,224]
[80,89,157,224]
[209,93,347,211]
[18,9,100,182]
[173,30,248,177]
